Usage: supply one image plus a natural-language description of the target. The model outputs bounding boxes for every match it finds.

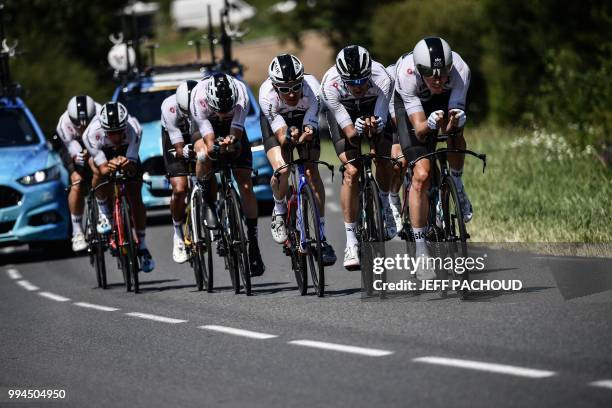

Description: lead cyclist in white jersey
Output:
[393,37,471,280]
[259,54,336,266]
[320,45,395,270]
[55,95,101,252]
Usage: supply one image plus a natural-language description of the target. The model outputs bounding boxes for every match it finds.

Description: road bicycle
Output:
[399,132,486,300]
[273,140,334,297]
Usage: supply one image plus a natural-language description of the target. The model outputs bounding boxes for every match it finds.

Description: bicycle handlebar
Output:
[273,158,335,182]
[405,148,487,173]
[338,153,401,174]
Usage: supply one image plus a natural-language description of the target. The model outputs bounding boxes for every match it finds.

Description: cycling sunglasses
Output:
[275,82,303,94]
[416,64,452,78]
[343,76,370,87]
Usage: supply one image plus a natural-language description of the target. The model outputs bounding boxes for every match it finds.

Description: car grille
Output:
[150,189,172,197]
[142,156,167,176]
[0,221,14,234]
[0,186,22,208]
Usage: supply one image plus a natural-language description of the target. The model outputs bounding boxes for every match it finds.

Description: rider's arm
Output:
[258,81,288,145]
[83,122,108,167]
[302,75,321,139]
[125,118,142,163]
[394,59,430,141]
[161,97,185,146]
[372,63,392,129]
[56,114,82,158]
[229,81,249,139]
[320,70,357,141]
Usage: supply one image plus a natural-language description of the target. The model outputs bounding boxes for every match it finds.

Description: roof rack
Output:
[108,0,245,86]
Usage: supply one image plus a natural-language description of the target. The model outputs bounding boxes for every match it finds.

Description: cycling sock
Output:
[96,198,111,218]
[319,217,326,240]
[245,218,258,241]
[379,191,390,209]
[412,227,428,257]
[71,214,83,234]
[450,167,464,189]
[345,222,358,247]
[137,230,147,250]
[172,219,184,241]
[389,193,400,207]
[273,196,287,215]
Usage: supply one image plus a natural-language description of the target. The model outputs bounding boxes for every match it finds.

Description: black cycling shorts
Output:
[393,91,451,162]
[162,128,203,178]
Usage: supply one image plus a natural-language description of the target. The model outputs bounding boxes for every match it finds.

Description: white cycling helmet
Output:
[100,102,128,132]
[413,37,453,77]
[268,54,304,84]
[204,73,238,113]
[335,45,372,82]
[176,79,198,115]
[68,95,96,127]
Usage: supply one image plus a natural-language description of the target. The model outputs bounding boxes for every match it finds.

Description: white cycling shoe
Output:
[270,210,288,244]
[96,213,111,235]
[414,254,437,281]
[172,235,188,264]
[343,245,360,271]
[71,232,87,252]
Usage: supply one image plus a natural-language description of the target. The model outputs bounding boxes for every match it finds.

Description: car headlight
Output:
[18,165,61,185]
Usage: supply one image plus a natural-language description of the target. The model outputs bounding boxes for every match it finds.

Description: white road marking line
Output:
[16,280,39,291]
[199,325,278,339]
[74,302,119,312]
[125,312,187,324]
[412,356,556,378]
[589,380,612,390]
[288,340,394,357]
[326,202,341,213]
[38,291,71,302]
[6,268,22,280]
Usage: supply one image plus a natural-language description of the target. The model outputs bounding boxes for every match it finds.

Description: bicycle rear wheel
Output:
[89,197,107,289]
[197,191,214,292]
[440,176,468,300]
[300,184,324,297]
[121,197,139,294]
[361,179,385,296]
[288,189,307,295]
[228,188,251,296]
[219,198,239,294]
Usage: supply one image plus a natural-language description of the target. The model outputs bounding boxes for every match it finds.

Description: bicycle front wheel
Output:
[90,198,107,289]
[440,175,468,299]
[228,188,251,296]
[197,189,214,292]
[361,179,385,296]
[300,184,324,297]
[121,196,139,294]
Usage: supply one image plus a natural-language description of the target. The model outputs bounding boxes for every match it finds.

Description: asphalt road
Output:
[1,175,612,407]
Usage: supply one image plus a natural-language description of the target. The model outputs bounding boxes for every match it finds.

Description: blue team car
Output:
[0,94,70,249]
[112,67,272,209]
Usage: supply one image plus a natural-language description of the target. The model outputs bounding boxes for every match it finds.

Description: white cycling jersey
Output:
[259,74,321,133]
[55,103,102,157]
[320,61,393,129]
[83,116,142,166]
[394,51,470,116]
[190,77,249,137]
[386,63,397,120]
[161,94,194,145]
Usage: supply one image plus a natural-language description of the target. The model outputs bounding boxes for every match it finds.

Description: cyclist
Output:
[55,95,101,252]
[83,102,155,273]
[393,37,471,280]
[190,73,265,277]
[320,45,394,270]
[160,79,213,264]
[259,54,337,266]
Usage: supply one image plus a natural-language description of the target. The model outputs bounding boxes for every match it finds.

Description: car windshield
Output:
[118,89,176,123]
[0,109,39,148]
